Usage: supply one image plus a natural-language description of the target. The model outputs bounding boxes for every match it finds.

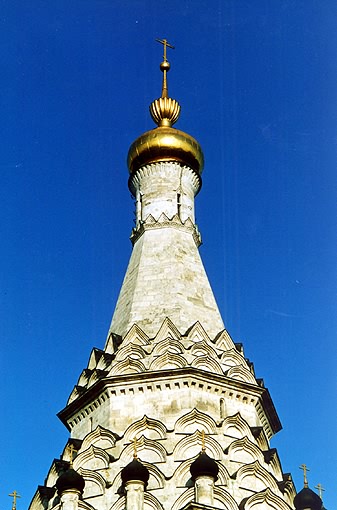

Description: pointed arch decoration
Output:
[122,323,150,346]
[226,365,257,385]
[154,317,181,342]
[170,488,194,510]
[213,487,240,510]
[87,348,104,370]
[73,445,110,471]
[114,343,146,361]
[171,487,239,510]
[174,430,223,461]
[67,385,85,404]
[109,492,164,510]
[220,347,247,368]
[190,340,219,359]
[87,369,108,388]
[96,352,113,371]
[150,352,187,371]
[143,462,165,490]
[152,337,184,356]
[79,467,106,497]
[184,321,211,343]
[264,448,283,481]
[120,435,167,463]
[78,369,92,387]
[243,487,292,510]
[108,357,146,376]
[236,461,281,495]
[175,408,217,434]
[124,415,167,440]
[81,425,117,451]
[227,436,264,466]
[250,426,269,451]
[52,501,95,510]
[191,355,223,375]
[222,413,254,441]
[214,329,236,352]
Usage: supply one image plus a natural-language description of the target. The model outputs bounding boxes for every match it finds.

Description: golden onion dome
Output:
[128,39,204,176]
[128,126,204,175]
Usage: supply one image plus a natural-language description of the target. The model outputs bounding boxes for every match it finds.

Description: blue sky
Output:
[0,1,336,509]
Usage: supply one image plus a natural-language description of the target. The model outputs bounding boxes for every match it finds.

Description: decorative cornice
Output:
[58,367,281,436]
[130,212,202,247]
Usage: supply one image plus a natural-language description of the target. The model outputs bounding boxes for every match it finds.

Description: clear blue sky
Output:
[1,1,336,509]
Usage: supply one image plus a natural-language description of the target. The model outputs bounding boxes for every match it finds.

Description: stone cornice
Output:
[57,367,281,437]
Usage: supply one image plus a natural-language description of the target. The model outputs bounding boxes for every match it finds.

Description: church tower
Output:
[29,41,298,510]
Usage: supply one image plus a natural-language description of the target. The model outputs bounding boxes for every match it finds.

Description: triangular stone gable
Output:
[154,317,181,343]
[184,321,211,343]
[214,329,236,351]
[120,323,150,347]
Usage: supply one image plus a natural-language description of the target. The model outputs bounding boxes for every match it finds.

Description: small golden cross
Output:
[156,38,175,62]
[68,443,75,467]
[8,491,21,510]
[314,483,325,499]
[201,430,206,452]
[299,464,310,488]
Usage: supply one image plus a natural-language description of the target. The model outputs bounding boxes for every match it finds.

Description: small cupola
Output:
[121,457,150,487]
[56,468,85,496]
[190,451,219,482]
[294,488,322,510]
[190,431,218,506]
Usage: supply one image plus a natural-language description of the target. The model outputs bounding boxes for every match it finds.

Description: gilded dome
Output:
[128,125,204,175]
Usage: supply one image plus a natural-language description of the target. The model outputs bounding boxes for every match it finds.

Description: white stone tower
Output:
[29,41,297,510]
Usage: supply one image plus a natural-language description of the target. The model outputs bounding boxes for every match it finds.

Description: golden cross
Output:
[314,483,325,499]
[133,437,138,459]
[299,464,310,488]
[201,430,206,452]
[8,491,21,510]
[68,443,75,467]
[156,38,175,62]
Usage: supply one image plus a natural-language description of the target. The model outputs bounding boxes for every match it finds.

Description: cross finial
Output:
[299,464,310,488]
[67,443,75,468]
[156,38,175,62]
[314,483,325,500]
[201,430,206,452]
[8,490,21,510]
[133,437,138,459]
[155,38,175,98]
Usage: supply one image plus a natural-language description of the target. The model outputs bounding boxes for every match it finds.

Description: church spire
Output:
[108,41,223,339]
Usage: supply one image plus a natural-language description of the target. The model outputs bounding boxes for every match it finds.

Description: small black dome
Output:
[190,452,219,481]
[121,458,149,486]
[56,468,85,495]
[294,487,322,510]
